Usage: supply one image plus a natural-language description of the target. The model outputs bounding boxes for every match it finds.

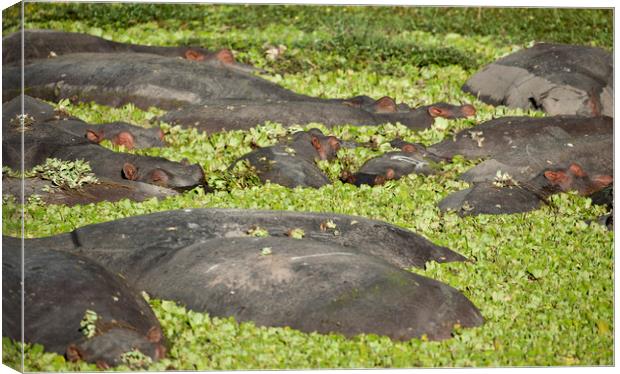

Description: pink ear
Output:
[461,104,476,117]
[568,163,586,177]
[215,48,235,64]
[86,129,103,143]
[428,106,445,118]
[402,144,416,153]
[374,96,397,113]
[385,168,395,180]
[122,162,139,181]
[184,49,205,61]
[544,170,569,185]
[149,169,169,186]
[65,344,83,362]
[592,175,613,188]
[147,326,163,343]
[311,136,321,150]
[112,131,135,149]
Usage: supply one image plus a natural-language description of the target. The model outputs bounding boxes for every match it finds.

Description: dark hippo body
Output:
[231,129,341,189]
[14,208,480,341]
[20,208,467,269]
[1,239,166,367]
[439,163,612,216]
[2,175,177,206]
[3,95,165,149]
[158,98,476,131]
[463,43,613,117]
[427,116,613,184]
[71,236,483,341]
[3,29,257,74]
[3,52,310,110]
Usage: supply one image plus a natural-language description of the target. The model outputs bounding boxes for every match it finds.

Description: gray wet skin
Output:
[71,236,483,341]
[3,52,311,110]
[19,208,467,269]
[3,29,258,74]
[463,43,613,117]
[427,115,613,183]
[1,240,166,367]
[158,98,476,132]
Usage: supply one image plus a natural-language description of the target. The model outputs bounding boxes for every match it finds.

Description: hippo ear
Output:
[149,169,169,186]
[85,129,104,144]
[184,49,205,61]
[592,175,613,189]
[544,170,569,185]
[122,163,139,181]
[427,106,446,118]
[373,97,397,113]
[327,136,340,151]
[385,168,396,180]
[215,48,235,64]
[147,326,163,343]
[112,131,135,150]
[96,360,111,370]
[568,163,586,177]
[311,136,321,151]
[374,175,387,185]
[402,144,417,153]
[65,344,83,362]
[460,104,477,117]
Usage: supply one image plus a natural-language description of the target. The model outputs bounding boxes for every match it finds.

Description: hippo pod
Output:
[2,239,166,368]
[67,236,483,341]
[3,52,310,110]
[27,208,467,269]
[463,43,613,117]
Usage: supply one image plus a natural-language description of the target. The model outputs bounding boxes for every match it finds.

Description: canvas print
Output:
[1,1,613,371]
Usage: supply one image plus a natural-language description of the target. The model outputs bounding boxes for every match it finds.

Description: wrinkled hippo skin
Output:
[2,240,166,367]
[463,43,613,117]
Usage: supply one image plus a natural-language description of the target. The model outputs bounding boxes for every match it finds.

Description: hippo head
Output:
[428,103,476,119]
[66,326,166,369]
[543,163,613,196]
[86,125,166,150]
[184,48,236,65]
[122,158,205,190]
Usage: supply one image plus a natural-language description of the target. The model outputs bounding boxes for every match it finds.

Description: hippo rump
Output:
[2,29,257,74]
[158,97,476,132]
[462,43,613,117]
[72,236,483,341]
[1,238,166,368]
[2,52,311,110]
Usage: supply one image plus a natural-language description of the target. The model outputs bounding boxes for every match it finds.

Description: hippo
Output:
[19,208,468,269]
[439,163,613,216]
[2,52,312,110]
[427,116,613,184]
[2,29,258,74]
[231,129,341,189]
[158,97,476,132]
[462,43,613,117]
[2,239,166,368]
[68,236,483,341]
[3,95,165,149]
